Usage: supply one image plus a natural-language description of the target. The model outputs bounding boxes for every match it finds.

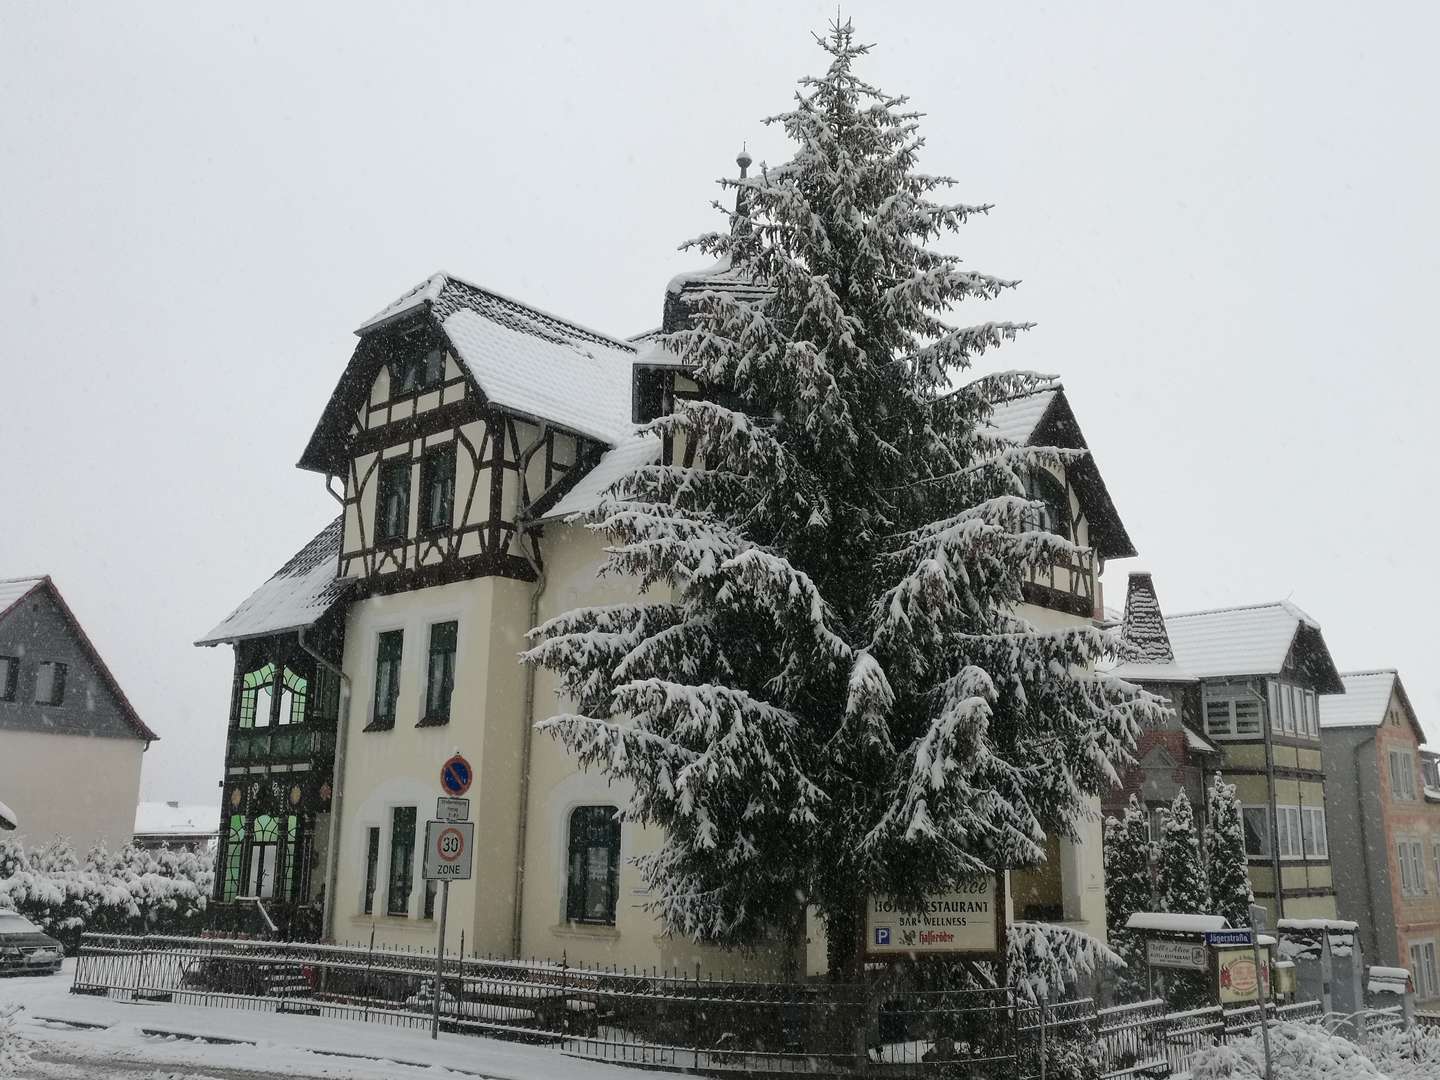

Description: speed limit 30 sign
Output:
[422,820,475,881]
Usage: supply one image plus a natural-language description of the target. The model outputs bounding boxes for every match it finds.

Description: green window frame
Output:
[376,457,411,542]
[222,814,245,902]
[566,805,621,925]
[363,827,380,915]
[420,621,457,726]
[419,445,456,535]
[387,806,417,917]
[369,631,403,731]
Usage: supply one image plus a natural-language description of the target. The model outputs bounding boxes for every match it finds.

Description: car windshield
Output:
[0,913,40,934]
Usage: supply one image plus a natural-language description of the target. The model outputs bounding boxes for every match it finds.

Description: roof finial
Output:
[736,143,752,178]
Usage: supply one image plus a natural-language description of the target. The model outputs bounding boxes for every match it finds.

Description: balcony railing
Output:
[1022,546,1097,618]
[226,725,336,768]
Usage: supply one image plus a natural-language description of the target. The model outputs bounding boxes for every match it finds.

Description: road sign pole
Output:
[1249,903,1274,1080]
[432,879,450,1040]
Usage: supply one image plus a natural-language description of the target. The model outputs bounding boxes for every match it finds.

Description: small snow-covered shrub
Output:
[1365,1023,1440,1080]
[1190,1021,1385,1079]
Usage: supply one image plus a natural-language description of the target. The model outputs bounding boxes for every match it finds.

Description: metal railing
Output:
[73,934,1364,1078]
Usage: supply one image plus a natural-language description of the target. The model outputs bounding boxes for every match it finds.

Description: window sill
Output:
[362,721,396,733]
[415,716,450,729]
[550,922,620,940]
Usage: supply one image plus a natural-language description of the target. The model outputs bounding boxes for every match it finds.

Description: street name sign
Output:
[422,820,475,881]
[436,797,470,822]
[1147,939,1209,971]
[1204,930,1253,947]
[866,878,999,955]
[440,754,473,797]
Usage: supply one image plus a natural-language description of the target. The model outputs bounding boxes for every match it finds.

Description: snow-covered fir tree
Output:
[1204,772,1253,929]
[527,20,1163,977]
[1103,796,1154,1000]
[1156,791,1209,916]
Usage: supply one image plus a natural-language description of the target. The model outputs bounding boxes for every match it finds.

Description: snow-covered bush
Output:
[1365,1024,1440,1080]
[1191,1021,1385,1079]
[0,836,210,947]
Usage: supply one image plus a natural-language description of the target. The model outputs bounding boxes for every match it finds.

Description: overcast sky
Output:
[2,2,1436,806]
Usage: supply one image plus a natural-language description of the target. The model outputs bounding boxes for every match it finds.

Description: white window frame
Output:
[1302,689,1319,736]
[1205,682,1263,739]
[1275,805,1303,860]
[1410,941,1439,999]
[1301,806,1328,859]
[1391,751,1418,801]
[1398,838,1428,897]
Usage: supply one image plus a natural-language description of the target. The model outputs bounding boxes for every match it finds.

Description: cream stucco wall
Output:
[332,573,532,955]
[0,729,144,853]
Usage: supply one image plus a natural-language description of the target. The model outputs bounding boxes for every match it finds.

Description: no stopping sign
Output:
[423,820,475,881]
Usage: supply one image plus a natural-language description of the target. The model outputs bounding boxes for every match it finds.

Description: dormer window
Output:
[376,457,411,542]
[1025,469,1072,541]
[390,348,445,396]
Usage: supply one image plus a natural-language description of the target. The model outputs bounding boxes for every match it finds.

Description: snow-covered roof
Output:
[1112,573,1197,685]
[356,272,448,333]
[443,306,635,445]
[197,518,353,646]
[1319,670,1397,729]
[1125,912,1230,933]
[0,576,44,621]
[540,434,662,522]
[987,385,1059,445]
[1184,726,1219,754]
[134,801,219,838]
[1165,600,1333,682]
[1368,966,1411,994]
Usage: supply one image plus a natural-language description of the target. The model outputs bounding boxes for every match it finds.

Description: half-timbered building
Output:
[199,161,1143,970]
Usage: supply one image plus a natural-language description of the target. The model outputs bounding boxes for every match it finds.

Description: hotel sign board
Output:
[866,878,999,955]
[1147,939,1209,972]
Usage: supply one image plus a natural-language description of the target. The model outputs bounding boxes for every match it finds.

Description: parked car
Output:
[0,911,64,975]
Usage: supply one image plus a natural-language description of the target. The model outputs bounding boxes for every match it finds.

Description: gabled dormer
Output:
[297,274,637,593]
[988,382,1137,619]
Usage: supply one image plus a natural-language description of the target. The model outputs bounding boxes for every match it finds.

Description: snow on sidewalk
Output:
[0,963,689,1080]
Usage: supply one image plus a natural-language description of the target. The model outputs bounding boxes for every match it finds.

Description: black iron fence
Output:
[72,933,1345,1078]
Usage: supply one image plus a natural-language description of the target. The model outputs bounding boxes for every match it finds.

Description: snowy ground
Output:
[0,962,687,1080]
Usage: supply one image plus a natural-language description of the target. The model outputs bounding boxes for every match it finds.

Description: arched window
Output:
[1025,469,1072,540]
[236,664,308,728]
[566,806,620,925]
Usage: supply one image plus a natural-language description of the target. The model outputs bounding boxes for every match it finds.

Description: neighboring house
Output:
[133,801,221,854]
[1102,572,1219,838]
[0,576,157,854]
[1164,600,1344,924]
[197,160,1139,968]
[1320,670,1440,1001]
[1112,583,1344,924]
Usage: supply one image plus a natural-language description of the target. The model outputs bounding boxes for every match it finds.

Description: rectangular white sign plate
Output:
[1147,939,1210,971]
[436,797,470,822]
[866,879,998,955]
[422,820,475,881]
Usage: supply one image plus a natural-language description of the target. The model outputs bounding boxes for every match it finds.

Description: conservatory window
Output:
[376,456,411,541]
[0,656,16,702]
[566,805,620,925]
[222,814,244,902]
[249,815,280,899]
[34,661,66,706]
